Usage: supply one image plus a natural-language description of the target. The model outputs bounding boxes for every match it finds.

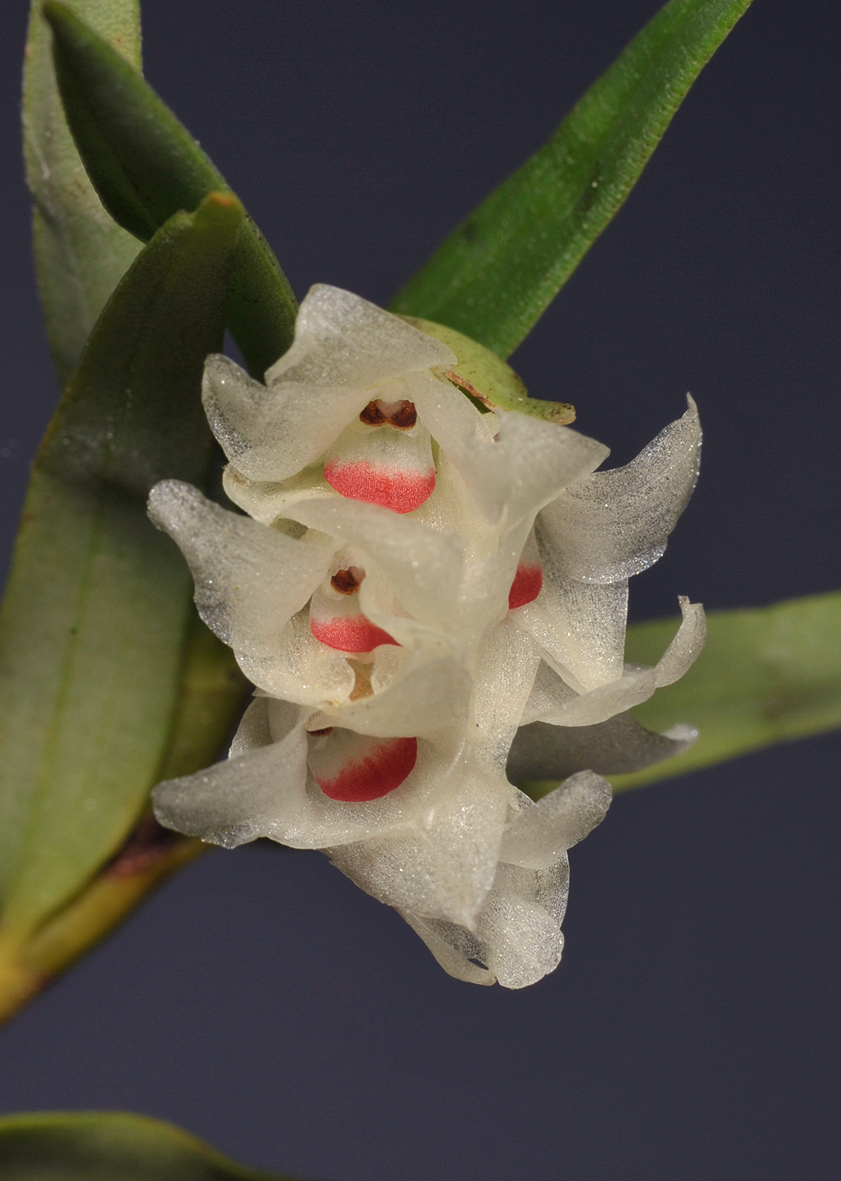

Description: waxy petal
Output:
[285,496,466,633]
[203,354,371,483]
[152,699,310,849]
[475,861,568,989]
[314,655,472,739]
[222,464,337,526]
[147,481,333,654]
[507,712,698,783]
[538,397,701,583]
[499,773,612,868]
[402,856,570,988]
[515,573,628,692]
[236,611,356,704]
[471,616,543,766]
[328,766,513,926]
[265,284,456,389]
[409,374,609,523]
[523,598,706,726]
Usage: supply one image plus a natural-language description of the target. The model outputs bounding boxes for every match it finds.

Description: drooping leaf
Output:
[0,193,247,1022]
[391,0,754,357]
[23,0,143,386]
[401,316,575,424]
[43,0,297,377]
[522,592,841,800]
[0,1111,299,1181]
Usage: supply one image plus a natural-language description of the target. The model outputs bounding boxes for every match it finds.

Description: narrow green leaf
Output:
[391,0,754,356]
[43,0,298,377]
[23,0,143,386]
[0,194,243,968]
[0,1111,299,1181]
[523,592,841,800]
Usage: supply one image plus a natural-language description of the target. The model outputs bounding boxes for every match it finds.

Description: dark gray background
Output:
[1,1,839,1178]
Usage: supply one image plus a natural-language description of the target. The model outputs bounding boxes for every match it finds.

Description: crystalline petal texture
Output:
[149,285,704,989]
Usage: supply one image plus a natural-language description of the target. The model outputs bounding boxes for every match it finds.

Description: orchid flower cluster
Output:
[149,285,704,989]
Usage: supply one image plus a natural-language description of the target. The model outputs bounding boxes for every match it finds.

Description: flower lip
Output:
[308,732,419,802]
[323,459,436,513]
[508,563,543,610]
[310,613,400,653]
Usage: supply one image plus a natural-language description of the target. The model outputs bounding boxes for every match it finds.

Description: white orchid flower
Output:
[149,285,704,988]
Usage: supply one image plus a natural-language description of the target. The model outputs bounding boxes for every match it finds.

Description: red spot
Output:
[314,737,418,802]
[324,460,435,513]
[310,613,399,653]
[508,563,543,609]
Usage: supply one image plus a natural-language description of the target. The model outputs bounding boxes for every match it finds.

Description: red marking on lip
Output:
[314,736,418,802]
[324,460,435,513]
[310,614,399,653]
[508,563,543,610]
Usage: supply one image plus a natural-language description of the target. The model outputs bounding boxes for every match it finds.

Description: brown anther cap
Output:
[359,399,418,430]
[330,566,365,595]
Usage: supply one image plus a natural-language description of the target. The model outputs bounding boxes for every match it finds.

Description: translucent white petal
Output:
[506,713,698,783]
[315,654,472,738]
[456,516,536,636]
[265,284,456,388]
[471,616,542,766]
[223,462,338,525]
[284,496,466,631]
[229,695,273,756]
[524,598,706,725]
[409,374,609,523]
[538,396,701,583]
[152,702,310,848]
[652,595,707,687]
[238,611,356,703]
[499,773,612,868]
[147,480,334,651]
[399,911,495,985]
[327,766,513,925]
[402,856,570,989]
[519,660,578,725]
[203,354,372,482]
[515,567,628,692]
[477,860,568,989]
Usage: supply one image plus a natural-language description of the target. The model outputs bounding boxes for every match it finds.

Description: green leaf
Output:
[0,1111,300,1180]
[523,592,841,800]
[0,193,246,1020]
[400,316,575,424]
[23,0,144,387]
[391,0,754,357]
[43,0,298,378]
